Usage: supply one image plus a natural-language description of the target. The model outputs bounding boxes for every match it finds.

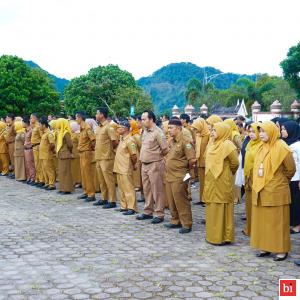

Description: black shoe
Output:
[93,200,108,206]
[9,174,15,179]
[61,191,71,195]
[102,202,117,209]
[256,251,271,257]
[205,239,226,246]
[151,217,164,224]
[241,216,247,221]
[32,181,39,186]
[164,223,182,229]
[123,209,136,215]
[201,219,206,225]
[193,202,203,205]
[37,182,45,188]
[136,214,153,220]
[46,186,56,191]
[84,196,96,202]
[77,194,88,200]
[273,253,288,261]
[137,198,145,203]
[115,208,127,212]
[179,227,191,234]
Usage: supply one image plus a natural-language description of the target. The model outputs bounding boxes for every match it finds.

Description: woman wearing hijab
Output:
[251,121,296,261]
[0,121,10,176]
[49,119,59,179]
[205,115,222,130]
[191,118,210,204]
[281,121,300,234]
[70,121,82,188]
[203,122,239,245]
[56,118,74,194]
[243,123,262,236]
[14,121,26,181]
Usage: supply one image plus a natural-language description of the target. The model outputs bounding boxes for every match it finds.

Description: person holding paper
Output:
[164,118,196,234]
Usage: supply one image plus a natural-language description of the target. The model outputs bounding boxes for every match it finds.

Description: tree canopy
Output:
[64,64,153,117]
[280,41,300,97]
[0,55,60,117]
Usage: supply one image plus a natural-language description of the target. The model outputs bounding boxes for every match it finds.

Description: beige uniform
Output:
[39,129,56,187]
[4,124,16,173]
[95,120,117,203]
[140,125,168,218]
[0,129,9,175]
[31,123,44,183]
[114,134,138,211]
[165,132,195,228]
[14,132,26,181]
[78,122,96,197]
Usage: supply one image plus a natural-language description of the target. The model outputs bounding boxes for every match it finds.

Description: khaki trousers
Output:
[141,160,165,218]
[8,143,15,172]
[198,167,205,201]
[41,159,56,187]
[0,153,10,175]
[166,180,192,228]
[96,159,116,202]
[117,173,137,211]
[79,151,95,197]
[33,146,44,183]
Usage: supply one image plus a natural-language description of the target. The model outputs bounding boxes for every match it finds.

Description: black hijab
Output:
[282,120,300,145]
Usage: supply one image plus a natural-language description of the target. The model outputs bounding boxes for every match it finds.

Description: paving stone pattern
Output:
[1,177,300,299]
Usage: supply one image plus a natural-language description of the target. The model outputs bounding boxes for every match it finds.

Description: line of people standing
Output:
[1,110,300,263]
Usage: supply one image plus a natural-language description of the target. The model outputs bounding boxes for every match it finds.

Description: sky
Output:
[1,0,300,80]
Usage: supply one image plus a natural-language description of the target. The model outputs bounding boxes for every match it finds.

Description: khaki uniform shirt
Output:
[165,132,195,182]
[57,133,73,159]
[14,133,25,157]
[0,131,8,154]
[95,120,117,160]
[78,122,95,152]
[4,124,16,144]
[31,123,42,145]
[39,129,55,160]
[113,134,137,175]
[140,125,168,163]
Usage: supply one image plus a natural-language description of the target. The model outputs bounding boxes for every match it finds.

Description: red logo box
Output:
[280,280,296,297]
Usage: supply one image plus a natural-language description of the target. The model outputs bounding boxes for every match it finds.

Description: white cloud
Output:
[0,0,299,79]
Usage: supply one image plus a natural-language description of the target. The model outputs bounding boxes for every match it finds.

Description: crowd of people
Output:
[1,108,300,264]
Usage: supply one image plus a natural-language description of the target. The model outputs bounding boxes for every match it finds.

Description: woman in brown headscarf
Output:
[243,123,262,236]
[203,122,239,245]
[14,121,26,181]
[251,121,295,261]
[56,118,74,194]
[191,118,210,204]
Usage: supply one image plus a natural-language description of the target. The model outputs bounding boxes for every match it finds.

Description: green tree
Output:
[280,42,300,97]
[0,55,60,117]
[64,64,153,117]
[185,78,202,106]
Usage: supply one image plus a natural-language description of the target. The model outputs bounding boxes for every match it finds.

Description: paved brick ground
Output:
[1,176,300,299]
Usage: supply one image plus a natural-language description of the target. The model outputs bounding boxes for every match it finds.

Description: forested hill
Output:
[137,62,257,113]
[25,61,69,99]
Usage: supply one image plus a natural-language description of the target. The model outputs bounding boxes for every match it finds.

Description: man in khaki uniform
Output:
[5,114,16,178]
[113,120,138,215]
[164,119,196,234]
[93,107,118,209]
[30,113,45,187]
[76,112,96,202]
[137,110,168,224]
[0,121,10,176]
[39,117,56,190]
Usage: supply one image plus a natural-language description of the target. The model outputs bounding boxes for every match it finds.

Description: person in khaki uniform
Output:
[70,121,82,187]
[93,107,118,209]
[0,121,10,176]
[14,121,26,181]
[30,113,45,187]
[5,113,16,178]
[56,118,74,194]
[114,120,138,215]
[39,117,56,190]
[137,110,169,224]
[164,119,196,234]
[191,118,210,205]
[76,112,96,202]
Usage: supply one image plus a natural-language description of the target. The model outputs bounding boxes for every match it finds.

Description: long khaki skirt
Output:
[71,157,81,184]
[14,156,26,181]
[58,159,74,192]
[205,202,235,244]
[250,204,290,253]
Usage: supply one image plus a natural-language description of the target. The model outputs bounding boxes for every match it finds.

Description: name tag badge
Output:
[258,163,264,177]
